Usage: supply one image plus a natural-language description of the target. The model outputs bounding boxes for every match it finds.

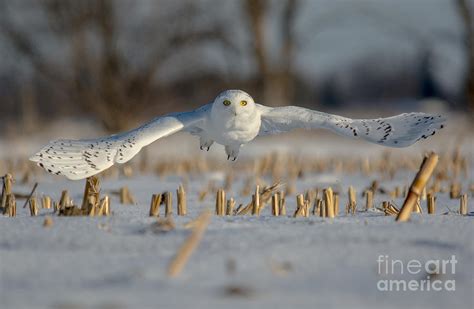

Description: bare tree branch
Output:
[455,0,474,112]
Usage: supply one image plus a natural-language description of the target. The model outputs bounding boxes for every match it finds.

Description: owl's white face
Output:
[211,89,256,118]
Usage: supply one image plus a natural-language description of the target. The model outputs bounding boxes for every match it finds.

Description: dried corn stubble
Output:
[42,196,52,209]
[29,197,39,216]
[279,191,287,216]
[333,193,339,216]
[1,173,14,210]
[226,198,235,216]
[396,153,438,222]
[252,186,260,215]
[381,201,400,216]
[365,190,374,210]
[293,194,306,218]
[177,185,187,216]
[164,192,173,217]
[82,176,100,209]
[236,201,253,215]
[460,194,468,215]
[58,190,71,210]
[119,186,135,205]
[215,189,226,216]
[412,198,423,214]
[97,196,110,216]
[3,194,16,216]
[271,193,280,216]
[427,193,436,214]
[324,188,335,218]
[149,194,162,217]
[347,186,357,215]
[167,210,211,278]
[312,198,321,216]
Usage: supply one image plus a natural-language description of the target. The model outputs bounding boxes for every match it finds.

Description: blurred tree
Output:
[243,0,299,106]
[0,0,229,132]
[455,0,474,113]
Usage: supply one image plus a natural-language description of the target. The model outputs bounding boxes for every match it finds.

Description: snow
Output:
[0,115,473,309]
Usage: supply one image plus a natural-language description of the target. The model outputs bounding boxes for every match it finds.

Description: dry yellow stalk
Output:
[333,193,339,216]
[164,192,173,217]
[272,193,280,216]
[177,185,187,216]
[215,190,220,215]
[87,196,96,216]
[252,185,260,215]
[293,194,305,217]
[312,198,321,216]
[29,197,38,216]
[460,194,468,215]
[304,200,310,217]
[215,189,226,216]
[396,153,438,222]
[365,190,373,210]
[53,202,60,212]
[279,191,286,216]
[42,196,51,209]
[167,210,211,278]
[382,201,400,216]
[320,199,326,217]
[421,187,427,200]
[324,188,334,218]
[348,186,356,215]
[119,186,135,205]
[82,176,100,210]
[149,194,162,217]
[59,190,70,209]
[413,198,422,213]
[1,173,13,210]
[236,201,253,215]
[95,196,109,216]
[427,193,436,214]
[226,198,235,216]
[3,194,16,216]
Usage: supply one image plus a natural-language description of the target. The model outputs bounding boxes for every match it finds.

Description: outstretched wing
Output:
[30,104,211,180]
[257,105,445,147]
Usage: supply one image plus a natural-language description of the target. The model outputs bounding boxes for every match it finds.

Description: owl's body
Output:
[204,90,261,159]
[31,89,445,180]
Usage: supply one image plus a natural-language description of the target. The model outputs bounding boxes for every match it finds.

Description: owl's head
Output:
[211,89,256,117]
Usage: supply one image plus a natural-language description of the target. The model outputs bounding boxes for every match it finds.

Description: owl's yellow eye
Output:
[240,100,248,106]
[223,100,231,106]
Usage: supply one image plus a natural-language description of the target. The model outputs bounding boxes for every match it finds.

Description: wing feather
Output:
[30,104,211,180]
[257,105,446,147]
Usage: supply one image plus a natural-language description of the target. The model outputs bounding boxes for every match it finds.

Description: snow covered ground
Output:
[0,114,473,309]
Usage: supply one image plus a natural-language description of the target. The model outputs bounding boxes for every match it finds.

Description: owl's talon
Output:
[232,157,237,161]
[200,146,204,150]
[207,147,210,151]
[227,155,231,160]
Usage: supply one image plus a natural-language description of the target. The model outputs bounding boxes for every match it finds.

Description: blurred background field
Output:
[0,0,473,137]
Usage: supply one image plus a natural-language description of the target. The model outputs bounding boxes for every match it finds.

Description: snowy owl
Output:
[31,89,445,180]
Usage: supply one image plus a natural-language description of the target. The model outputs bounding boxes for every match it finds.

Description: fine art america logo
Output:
[376,255,457,292]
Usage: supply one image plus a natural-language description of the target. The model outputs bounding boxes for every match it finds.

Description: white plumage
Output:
[31,89,446,180]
